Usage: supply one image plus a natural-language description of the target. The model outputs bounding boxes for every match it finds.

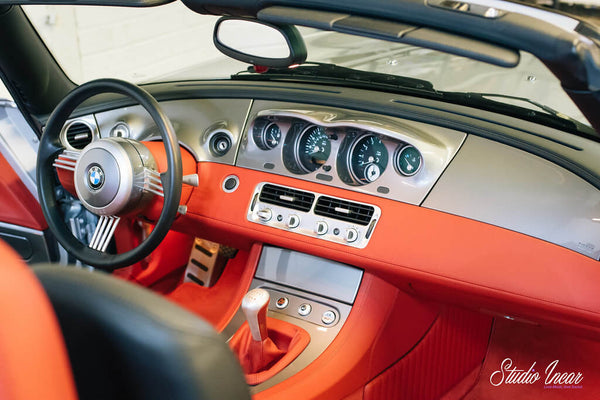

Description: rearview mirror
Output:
[213,17,307,68]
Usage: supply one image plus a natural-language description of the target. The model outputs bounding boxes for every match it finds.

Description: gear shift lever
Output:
[241,288,270,341]
[231,287,310,384]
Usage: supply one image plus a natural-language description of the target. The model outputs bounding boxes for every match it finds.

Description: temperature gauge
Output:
[394,144,422,176]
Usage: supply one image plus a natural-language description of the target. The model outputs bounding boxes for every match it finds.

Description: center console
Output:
[224,246,363,392]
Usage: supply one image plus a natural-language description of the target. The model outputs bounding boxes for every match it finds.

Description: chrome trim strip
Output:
[89,215,120,252]
[0,221,45,237]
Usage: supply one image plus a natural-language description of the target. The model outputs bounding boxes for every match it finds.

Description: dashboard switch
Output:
[315,221,328,235]
[321,310,336,325]
[345,228,359,243]
[275,296,289,309]
[298,303,312,316]
[257,208,272,222]
[287,214,300,229]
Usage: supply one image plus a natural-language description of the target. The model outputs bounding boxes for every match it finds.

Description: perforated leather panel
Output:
[364,307,492,400]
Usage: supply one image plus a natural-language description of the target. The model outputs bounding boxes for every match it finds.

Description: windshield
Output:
[23,3,590,126]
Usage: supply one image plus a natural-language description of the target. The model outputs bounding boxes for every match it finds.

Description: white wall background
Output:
[23,2,224,83]
[0,3,233,100]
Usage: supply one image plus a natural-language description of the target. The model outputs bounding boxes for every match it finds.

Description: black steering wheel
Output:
[37,79,182,270]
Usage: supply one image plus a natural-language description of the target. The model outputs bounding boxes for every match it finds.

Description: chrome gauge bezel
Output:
[283,123,332,175]
[394,144,423,177]
[252,118,282,151]
[294,124,331,174]
[346,133,389,186]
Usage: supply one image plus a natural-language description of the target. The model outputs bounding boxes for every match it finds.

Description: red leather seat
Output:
[0,240,250,400]
[0,240,78,400]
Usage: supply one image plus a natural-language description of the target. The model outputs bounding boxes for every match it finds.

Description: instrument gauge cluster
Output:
[237,106,466,206]
[283,123,332,174]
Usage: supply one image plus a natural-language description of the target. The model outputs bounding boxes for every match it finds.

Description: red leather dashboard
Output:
[180,161,600,337]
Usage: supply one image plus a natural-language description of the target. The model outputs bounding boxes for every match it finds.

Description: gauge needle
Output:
[405,159,413,171]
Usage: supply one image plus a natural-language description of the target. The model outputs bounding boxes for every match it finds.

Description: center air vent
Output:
[259,184,315,212]
[65,122,93,149]
[314,196,374,226]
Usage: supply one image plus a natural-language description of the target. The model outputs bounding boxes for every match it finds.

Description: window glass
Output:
[0,80,13,102]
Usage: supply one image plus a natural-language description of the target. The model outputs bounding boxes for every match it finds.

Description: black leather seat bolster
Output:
[33,265,251,400]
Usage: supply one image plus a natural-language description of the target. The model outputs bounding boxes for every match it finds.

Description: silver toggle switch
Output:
[257,208,272,222]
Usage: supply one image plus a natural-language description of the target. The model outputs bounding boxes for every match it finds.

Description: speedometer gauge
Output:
[295,125,331,173]
[348,134,388,185]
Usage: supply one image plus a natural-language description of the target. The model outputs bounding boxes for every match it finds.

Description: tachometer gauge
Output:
[295,125,331,173]
[253,118,281,150]
[394,144,422,176]
[348,134,388,184]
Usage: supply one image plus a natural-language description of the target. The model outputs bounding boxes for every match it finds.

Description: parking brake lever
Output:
[241,288,270,341]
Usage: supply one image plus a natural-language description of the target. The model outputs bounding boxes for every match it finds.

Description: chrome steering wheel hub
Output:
[74,137,157,216]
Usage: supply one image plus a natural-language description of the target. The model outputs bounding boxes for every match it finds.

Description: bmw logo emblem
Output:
[87,165,105,190]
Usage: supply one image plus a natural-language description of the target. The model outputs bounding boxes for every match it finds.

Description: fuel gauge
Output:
[394,144,422,176]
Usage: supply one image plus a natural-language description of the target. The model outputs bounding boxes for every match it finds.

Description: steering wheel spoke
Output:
[138,168,164,197]
[89,215,120,252]
[53,149,80,172]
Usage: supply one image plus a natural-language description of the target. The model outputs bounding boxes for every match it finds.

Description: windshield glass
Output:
[23,3,589,126]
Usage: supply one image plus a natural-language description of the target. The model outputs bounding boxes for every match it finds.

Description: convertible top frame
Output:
[181,0,600,133]
[1,0,600,133]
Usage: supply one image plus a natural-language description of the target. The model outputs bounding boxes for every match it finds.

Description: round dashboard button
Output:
[298,303,312,316]
[321,310,336,325]
[275,297,289,309]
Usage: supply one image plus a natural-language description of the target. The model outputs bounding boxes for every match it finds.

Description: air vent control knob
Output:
[344,228,359,243]
[287,214,300,229]
[315,221,328,235]
[257,208,272,222]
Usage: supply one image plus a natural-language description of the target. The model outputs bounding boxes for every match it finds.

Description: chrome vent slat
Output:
[259,184,315,212]
[314,196,374,226]
[66,122,93,149]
